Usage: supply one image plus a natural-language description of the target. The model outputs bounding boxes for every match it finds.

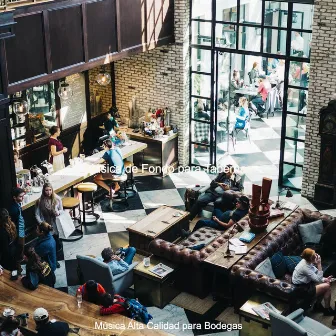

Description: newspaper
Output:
[149,263,174,278]
[252,302,281,320]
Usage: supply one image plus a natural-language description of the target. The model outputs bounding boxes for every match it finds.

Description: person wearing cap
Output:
[251,75,271,115]
[33,307,69,336]
[184,196,249,235]
[97,247,136,276]
[188,165,244,221]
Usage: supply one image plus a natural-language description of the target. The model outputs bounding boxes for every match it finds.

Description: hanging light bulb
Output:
[13,100,29,116]
[96,66,111,86]
[57,81,73,100]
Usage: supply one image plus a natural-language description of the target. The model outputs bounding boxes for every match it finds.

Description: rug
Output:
[171,293,217,315]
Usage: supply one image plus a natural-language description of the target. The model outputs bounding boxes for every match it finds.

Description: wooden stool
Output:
[108,174,129,212]
[61,197,83,241]
[124,160,136,198]
[76,182,100,224]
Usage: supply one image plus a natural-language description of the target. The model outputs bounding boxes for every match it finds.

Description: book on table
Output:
[149,263,174,278]
[252,302,281,320]
[239,232,255,243]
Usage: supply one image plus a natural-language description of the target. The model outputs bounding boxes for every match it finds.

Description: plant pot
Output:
[248,206,270,233]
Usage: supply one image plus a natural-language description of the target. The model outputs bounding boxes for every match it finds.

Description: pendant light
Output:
[96,66,111,86]
[13,100,29,116]
[57,80,73,100]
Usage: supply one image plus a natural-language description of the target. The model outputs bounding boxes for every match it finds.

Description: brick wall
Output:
[114,0,190,166]
[301,0,335,198]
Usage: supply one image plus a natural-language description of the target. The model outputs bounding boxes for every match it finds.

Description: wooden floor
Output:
[0,271,170,336]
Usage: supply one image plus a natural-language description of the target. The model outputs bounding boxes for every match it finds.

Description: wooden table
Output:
[126,128,178,176]
[21,140,147,210]
[239,293,289,336]
[0,270,170,336]
[134,256,179,309]
[127,206,189,255]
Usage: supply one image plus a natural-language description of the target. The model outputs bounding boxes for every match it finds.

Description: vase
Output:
[248,204,270,233]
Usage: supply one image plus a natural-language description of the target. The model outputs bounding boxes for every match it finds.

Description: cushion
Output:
[270,252,287,279]
[284,255,302,274]
[255,257,276,278]
[298,219,323,244]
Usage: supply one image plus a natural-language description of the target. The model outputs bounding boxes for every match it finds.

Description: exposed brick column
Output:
[114,0,190,166]
[301,0,335,197]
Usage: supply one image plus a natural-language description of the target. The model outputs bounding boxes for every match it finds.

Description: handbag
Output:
[56,211,76,239]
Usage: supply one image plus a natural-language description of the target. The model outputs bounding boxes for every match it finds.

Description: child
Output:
[235,97,249,129]
[99,293,127,316]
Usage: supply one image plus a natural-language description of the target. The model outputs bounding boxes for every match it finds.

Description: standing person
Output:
[21,246,56,289]
[292,248,334,316]
[78,280,106,305]
[249,62,260,84]
[34,222,57,272]
[13,149,23,173]
[33,308,69,336]
[35,183,63,257]
[93,139,125,197]
[48,126,67,172]
[9,188,26,264]
[0,209,17,271]
[291,32,304,56]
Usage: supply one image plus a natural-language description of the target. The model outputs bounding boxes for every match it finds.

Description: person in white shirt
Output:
[292,248,334,315]
[291,32,304,55]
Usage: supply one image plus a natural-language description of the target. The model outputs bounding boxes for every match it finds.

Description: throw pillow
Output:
[284,256,302,274]
[270,252,287,279]
[255,258,276,278]
[298,219,323,244]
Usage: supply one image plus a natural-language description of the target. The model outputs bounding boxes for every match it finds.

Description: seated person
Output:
[33,307,69,336]
[184,196,249,235]
[21,246,56,290]
[188,165,244,220]
[93,139,125,197]
[98,247,136,276]
[251,75,270,115]
[0,317,23,336]
[78,280,106,305]
[292,248,334,316]
[234,97,249,130]
[229,70,244,107]
[13,149,23,173]
[100,292,128,316]
[104,110,119,135]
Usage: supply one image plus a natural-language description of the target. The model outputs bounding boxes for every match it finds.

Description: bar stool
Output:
[108,174,129,212]
[76,182,100,224]
[61,197,83,241]
[124,160,136,198]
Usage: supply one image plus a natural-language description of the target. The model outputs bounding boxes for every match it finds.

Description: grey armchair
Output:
[76,255,138,294]
[269,309,336,336]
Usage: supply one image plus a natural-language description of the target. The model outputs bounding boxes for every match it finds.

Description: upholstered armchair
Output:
[76,255,138,294]
[269,309,336,336]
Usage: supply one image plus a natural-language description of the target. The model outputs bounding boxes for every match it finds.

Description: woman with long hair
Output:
[21,246,56,290]
[48,125,67,172]
[35,183,63,258]
[79,280,106,305]
[0,208,17,271]
[34,222,57,273]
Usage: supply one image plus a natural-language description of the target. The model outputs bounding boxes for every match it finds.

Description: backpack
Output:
[117,296,153,324]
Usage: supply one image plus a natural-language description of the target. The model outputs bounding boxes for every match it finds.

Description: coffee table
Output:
[127,205,189,255]
[134,256,180,308]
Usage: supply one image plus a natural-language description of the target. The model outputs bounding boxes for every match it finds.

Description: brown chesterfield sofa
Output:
[231,208,336,310]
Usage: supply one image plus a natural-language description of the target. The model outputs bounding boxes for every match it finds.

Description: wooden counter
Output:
[0,270,170,336]
[21,140,147,210]
[125,129,178,176]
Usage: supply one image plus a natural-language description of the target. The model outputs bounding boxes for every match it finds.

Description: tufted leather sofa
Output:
[231,208,336,309]
[148,215,251,298]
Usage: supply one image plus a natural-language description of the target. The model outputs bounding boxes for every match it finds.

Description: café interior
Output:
[0,0,336,335]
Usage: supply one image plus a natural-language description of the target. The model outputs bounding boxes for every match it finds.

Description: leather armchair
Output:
[76,255,138,294]
[269,309,336,336]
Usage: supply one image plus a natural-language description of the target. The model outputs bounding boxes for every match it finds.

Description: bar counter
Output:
[21,140,147,210]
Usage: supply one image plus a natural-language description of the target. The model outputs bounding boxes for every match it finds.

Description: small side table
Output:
[239,293,289,336]
[134,256,180,309]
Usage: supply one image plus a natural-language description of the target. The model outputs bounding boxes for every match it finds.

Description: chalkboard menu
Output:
[60,73,87,129]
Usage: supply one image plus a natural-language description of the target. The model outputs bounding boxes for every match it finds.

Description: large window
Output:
[190,0,313,190]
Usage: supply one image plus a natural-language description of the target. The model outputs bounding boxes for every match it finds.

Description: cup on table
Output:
[143,257,151,267]
[80,154,85,162]
[70,159,74,168]
[3,308,15,317]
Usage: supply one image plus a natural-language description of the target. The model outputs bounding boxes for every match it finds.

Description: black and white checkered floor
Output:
[43,168,336,336]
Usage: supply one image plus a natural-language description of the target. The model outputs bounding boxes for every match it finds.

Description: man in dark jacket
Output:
[9,187,26,261]
[189,165,244,220]
[33,308,69,336]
